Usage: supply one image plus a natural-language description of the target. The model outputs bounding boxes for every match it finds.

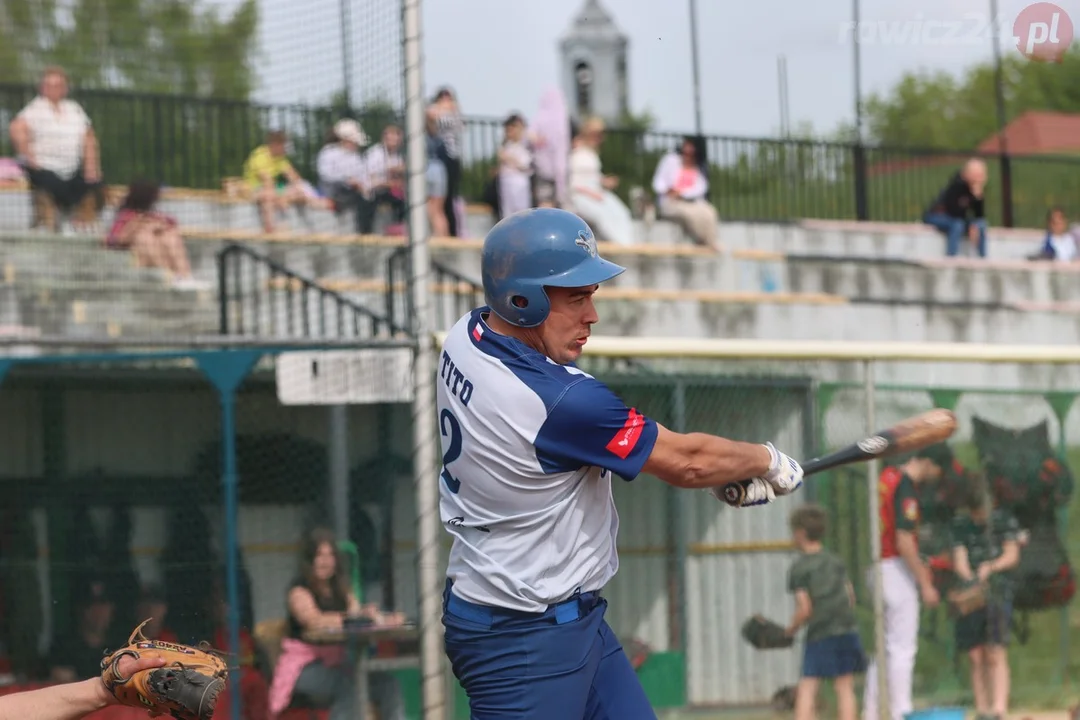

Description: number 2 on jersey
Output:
[440,408,463,493]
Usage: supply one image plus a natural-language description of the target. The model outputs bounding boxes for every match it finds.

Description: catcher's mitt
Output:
[947,581,988,617]
[100,618,229,720]
[741,614,794,650]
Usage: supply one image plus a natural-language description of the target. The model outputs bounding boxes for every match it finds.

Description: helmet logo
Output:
[575,230,597,258]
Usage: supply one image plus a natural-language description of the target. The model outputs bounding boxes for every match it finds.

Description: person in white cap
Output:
[316,118,370,232]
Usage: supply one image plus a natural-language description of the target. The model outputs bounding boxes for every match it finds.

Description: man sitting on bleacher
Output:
[922,158,988,258]
[316,119,369,233]
[361,124,407,234]
[8,65,104,234]
[243,130,318,233]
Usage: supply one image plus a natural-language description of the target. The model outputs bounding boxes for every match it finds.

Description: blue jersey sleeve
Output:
[534,378,659,481]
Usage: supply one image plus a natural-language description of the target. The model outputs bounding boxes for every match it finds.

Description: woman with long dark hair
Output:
[267,527,405,720]
[106,178,205,288]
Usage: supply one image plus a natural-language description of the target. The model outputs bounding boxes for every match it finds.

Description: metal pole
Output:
[329,405,350,541]
[988,0,1014,227]
[852,0,863,141]
[777,56,789,138]
[221,393,244,720]
[864,360,889,719]
[688,0,703,134]
[671,381,689,704]
[402,0,445,716]
[339,0,354,108]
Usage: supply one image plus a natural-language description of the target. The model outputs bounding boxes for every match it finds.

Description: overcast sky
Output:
[221,0,1080,137]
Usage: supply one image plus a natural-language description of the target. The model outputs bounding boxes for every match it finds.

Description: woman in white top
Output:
[651,136,719,249]
[567,116,635,244]
[497,114,534,218]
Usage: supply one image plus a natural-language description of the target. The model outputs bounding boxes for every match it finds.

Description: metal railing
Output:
[385,247,484,334]
[5,84,1080,227]
[217,242,407,339]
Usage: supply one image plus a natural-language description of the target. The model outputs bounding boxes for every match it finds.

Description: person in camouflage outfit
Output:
[950,475,1022,720]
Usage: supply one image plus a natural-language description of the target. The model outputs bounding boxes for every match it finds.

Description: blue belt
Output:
[445,580,601,626]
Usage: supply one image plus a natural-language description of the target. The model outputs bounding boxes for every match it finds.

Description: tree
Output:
[860,46,1080,149]
[0,0,259,99]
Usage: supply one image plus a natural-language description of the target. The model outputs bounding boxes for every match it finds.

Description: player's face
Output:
[540,284,599,364]
[312,542,337,580]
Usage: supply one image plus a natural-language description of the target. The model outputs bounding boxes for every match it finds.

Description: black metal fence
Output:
[4,84,1080,228]
[217,242,405,338]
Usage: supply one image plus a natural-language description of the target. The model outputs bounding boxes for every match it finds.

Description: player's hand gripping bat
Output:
[721,409,958,506]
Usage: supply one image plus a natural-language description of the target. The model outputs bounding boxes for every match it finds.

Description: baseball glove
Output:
[100,618,229,720]
[742,614,794,650]
[947,580,988,617]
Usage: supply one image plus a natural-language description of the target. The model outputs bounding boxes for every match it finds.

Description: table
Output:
[304,622,421,717]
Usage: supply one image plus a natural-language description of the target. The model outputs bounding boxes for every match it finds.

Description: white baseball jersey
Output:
[438,308,659,612]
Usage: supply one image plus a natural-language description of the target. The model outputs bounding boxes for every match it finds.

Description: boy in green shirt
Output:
[950,476,1021,720]
[786,504,866,720]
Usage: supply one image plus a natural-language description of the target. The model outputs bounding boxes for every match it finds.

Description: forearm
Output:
[671,434,772,489]
[83,132,99,174]
[897,534,930,587]
[0,678,108,720]
[10,121,31,159]
[787,608,810,635]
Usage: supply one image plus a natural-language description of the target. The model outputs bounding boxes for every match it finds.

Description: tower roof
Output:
[561,0,626,44]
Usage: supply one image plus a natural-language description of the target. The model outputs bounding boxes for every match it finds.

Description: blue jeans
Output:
[442,580,657,720]
[923,211,987,257]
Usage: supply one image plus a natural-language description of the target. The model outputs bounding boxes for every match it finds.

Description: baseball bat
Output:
[720,408,958,506]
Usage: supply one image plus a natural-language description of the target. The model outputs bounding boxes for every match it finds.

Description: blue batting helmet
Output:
[481,208,625,327]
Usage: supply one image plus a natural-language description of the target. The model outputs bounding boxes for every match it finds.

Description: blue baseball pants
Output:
[442,580,657,720]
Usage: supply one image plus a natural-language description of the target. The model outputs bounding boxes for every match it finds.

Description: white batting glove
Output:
[761,442,804,496]
[710,478,776,508]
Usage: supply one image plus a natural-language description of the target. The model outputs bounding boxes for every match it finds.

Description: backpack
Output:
[1010,519,1075,644]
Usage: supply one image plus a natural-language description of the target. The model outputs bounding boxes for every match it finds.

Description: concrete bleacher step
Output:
[722,220,1045,262]
[783,255,1080,306]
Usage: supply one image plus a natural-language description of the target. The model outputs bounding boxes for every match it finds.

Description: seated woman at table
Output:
[268,526,407,720]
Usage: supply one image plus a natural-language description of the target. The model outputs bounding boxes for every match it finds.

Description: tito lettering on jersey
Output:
[440,350,475,407]
[606,408,645,459]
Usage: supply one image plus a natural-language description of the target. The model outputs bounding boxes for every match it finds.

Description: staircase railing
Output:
[217,242,409,339]
[385,247,484,333]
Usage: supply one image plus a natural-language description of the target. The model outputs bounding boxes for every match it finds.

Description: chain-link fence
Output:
[2,341,1079,717]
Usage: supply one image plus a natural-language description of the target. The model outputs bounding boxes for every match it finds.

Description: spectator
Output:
[568,117,635,244]
[529,87,570,209]
[785,504,864,720]
[267,526,406,720]
[950,476,1021,720]
[242,130,317,233]
[425,126,450,238]
[48,578,121,683]
[651,136,720,249]
[497,113,534,219]
[106,179,207,289]
[315,119,369,232]
[8,65,104,234]
[360,124,407,234]
[1029,206,1078,262]
[923,158,988,258]
[426,87,465,237]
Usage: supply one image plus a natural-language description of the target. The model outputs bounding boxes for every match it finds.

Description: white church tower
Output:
[559,0,629,123]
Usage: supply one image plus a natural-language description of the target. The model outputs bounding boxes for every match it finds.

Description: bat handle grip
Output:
[719,479,754,507]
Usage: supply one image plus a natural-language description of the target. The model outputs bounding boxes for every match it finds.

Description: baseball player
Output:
[863,443,952,720]
[437,207,805,719]
[0,653,163,720]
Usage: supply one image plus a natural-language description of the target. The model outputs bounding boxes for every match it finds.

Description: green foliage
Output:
[0,0,259,99]
[863,47,1080,149]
